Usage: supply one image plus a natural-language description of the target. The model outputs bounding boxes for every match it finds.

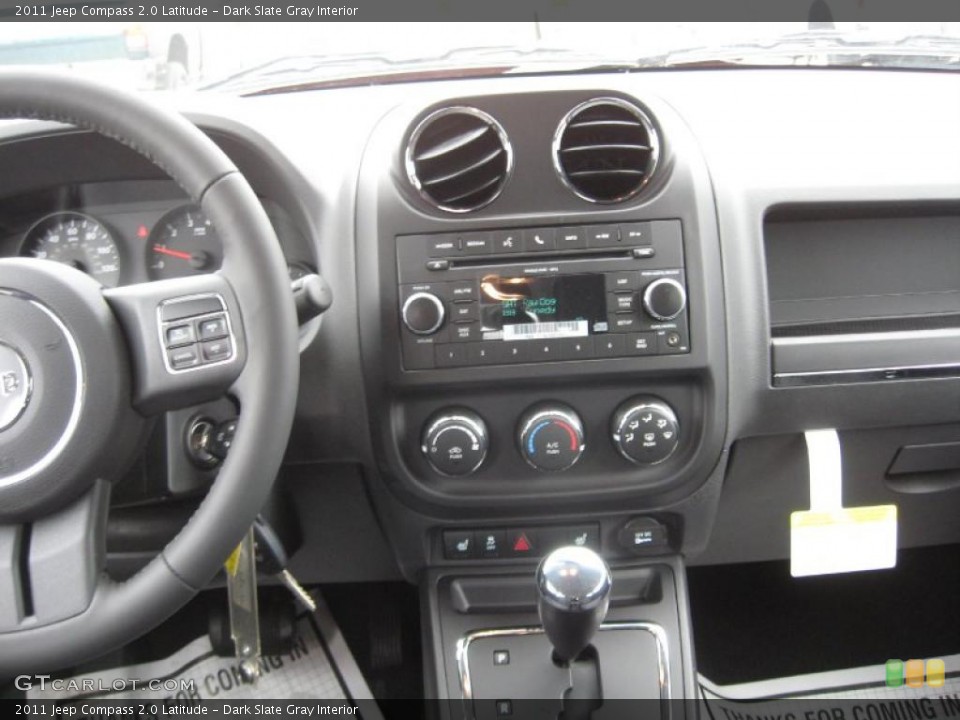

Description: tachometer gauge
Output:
[147,206,222,280]
[21,212,122,287]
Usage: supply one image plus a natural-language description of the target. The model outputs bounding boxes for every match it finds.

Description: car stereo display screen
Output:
[479,274,607,340]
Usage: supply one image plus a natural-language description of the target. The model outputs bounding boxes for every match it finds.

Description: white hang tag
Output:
[790,429,898,578]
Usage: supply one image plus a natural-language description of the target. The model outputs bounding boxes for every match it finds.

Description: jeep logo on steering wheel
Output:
[0,343,31,432]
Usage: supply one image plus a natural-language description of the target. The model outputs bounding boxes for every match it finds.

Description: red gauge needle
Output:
[152,246,193,260]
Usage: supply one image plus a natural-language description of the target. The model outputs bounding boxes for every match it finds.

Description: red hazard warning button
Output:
[506,529,537,558]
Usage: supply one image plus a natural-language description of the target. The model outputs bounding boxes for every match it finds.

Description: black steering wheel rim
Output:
[0,70,299,674]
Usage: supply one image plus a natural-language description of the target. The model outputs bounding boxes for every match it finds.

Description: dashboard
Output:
[1,68,959,586]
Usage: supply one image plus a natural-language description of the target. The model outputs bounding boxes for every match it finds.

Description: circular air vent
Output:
[553,98,660,204]
[405,107,512,213]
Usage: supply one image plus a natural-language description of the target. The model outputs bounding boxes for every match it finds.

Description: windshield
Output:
[2,21,959,94]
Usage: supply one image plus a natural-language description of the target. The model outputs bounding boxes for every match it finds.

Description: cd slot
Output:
[450,249,635,268]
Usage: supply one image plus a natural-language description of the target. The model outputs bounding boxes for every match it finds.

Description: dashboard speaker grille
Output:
[554,98,660,204]
[405,107,511,213]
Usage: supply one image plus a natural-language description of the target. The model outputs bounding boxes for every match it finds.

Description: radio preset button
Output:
[559,337,595,360]
[522,227,557,252]
[495,342,528,364]
[468,343,499,365]
[596,334,626,357]
[435,344,469,368]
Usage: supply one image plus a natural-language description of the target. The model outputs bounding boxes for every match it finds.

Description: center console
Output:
[354,85,729,706]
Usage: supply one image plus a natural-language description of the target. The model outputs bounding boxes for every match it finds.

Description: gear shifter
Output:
[536,546,612,664]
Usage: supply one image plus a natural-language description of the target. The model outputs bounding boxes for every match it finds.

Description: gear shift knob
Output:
[536,546,612,664]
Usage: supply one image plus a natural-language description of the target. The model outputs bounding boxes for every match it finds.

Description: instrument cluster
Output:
[8,181,313,288]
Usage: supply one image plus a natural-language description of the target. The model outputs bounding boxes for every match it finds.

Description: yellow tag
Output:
[224,544,242,578]
[791,505,897,577]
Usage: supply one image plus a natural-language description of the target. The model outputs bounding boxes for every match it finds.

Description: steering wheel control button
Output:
[618,517,670,554]
[518,403,585,472]
[165,324,196,348]
[422,409,489,476]
[0,342,31,432]
[402,291,446,335]
[642,277,687,321]
[611,397,680,466]
[201,338,233,363]
[168,344,201,370]
[158,294,237,374]
[443,530,476,560]
[197,315,229,341]
[160,295,222,322]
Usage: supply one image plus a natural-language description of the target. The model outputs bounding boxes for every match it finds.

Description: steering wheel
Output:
[0,71,299,674]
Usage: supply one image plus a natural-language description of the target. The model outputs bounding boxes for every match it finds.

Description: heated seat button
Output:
[166,323,196,348]
[197,314,229,340]
[201,338,233,363]
[167,344,200,370]
[443,531,476,560]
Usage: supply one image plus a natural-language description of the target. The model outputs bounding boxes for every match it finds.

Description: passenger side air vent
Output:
[405,107,512,213]
[554,98,660,204]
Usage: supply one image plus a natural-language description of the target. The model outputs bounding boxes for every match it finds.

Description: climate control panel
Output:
[419,397,679,478]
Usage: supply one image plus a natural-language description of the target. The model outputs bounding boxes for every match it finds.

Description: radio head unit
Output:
[396,220,689,370]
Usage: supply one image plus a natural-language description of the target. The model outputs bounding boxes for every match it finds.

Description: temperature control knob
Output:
[402,292,445,335]
[611,397,679,466]
[642,278,686,321]
[518,404,585,472]
[422,409,488,476]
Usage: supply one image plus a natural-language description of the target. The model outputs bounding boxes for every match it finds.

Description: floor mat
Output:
[26,592,381,716]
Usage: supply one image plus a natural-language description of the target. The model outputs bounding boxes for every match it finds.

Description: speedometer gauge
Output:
[147,206,222,280]
[21,212,122,287]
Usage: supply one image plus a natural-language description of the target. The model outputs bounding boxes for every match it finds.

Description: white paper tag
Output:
[790,430,897,577]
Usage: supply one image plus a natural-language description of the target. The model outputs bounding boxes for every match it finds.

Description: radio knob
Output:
[642,278,686,321]
[611,397,679,466]
[518,403,585,472]
[402,292,445,335]
[422,409,489,476]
